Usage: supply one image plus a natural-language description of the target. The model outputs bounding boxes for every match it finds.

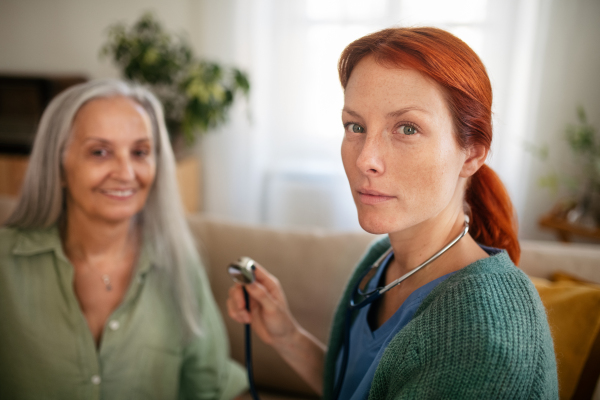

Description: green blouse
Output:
[0,226,247,400]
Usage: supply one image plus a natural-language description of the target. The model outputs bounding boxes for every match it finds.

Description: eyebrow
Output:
[342,106,430,119]
[342,109,362,119]
[386,106,430,118]
[82,137,152,145]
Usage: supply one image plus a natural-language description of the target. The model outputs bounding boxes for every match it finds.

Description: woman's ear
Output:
[460,144,488,178]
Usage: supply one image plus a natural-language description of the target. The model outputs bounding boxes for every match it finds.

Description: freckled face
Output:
[341,57,468,235]
[62,96,156,225]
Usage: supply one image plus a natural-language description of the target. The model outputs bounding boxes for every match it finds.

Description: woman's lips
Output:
[100,189,136,200]
[357,189,395,205]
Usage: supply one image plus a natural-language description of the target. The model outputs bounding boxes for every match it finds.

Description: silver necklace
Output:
[100,274,113,291]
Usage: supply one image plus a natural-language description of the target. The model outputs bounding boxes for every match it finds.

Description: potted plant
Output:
[563,107,600,227]
[530,106,600,230]
[101,12,250,151]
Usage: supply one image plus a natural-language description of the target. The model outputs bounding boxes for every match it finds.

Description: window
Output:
[203,0,542,230]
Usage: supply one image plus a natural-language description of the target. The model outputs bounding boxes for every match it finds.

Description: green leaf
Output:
[234,69,250,94]
[577,105,587,124]
[100,11,250,145]
[538,174,559,194]
[523,141,549,160]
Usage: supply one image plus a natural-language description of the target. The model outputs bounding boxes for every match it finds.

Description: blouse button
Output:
[109,320,120,331]
[91,375,101,385]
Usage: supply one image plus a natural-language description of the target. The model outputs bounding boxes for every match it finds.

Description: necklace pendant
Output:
[101,274,113,291]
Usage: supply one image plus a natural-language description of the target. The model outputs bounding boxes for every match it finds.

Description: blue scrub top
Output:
[335,251,456,400]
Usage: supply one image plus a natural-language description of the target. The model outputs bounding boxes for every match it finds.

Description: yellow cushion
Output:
[530,275,600,400]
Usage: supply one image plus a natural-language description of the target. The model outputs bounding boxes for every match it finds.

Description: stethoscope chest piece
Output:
[228,256,256,285]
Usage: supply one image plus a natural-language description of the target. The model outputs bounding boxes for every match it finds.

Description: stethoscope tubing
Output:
[350,219,469,309]
[243,287,261,400]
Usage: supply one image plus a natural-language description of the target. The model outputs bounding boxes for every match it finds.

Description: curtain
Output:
[198,0,549,231]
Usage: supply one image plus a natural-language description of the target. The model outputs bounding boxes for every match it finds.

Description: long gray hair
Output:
[6,79,202,335]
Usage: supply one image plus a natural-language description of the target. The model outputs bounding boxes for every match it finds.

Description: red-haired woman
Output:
[227,28,558,399]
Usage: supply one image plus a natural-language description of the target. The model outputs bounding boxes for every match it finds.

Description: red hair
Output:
[338,27,520,264]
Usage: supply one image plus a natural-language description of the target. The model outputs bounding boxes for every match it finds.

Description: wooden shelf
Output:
[0,155,29,197]
[539,210,600,243]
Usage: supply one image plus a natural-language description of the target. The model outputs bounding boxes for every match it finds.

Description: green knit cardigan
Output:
[323,237,558,400]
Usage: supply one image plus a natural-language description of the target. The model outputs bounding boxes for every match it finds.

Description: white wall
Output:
[0,0,194,78]
[187,0,264,224]
[519,0,600,241]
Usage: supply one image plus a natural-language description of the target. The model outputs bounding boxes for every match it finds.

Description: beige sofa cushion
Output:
[520,241,600,283]
[188,214,377,396]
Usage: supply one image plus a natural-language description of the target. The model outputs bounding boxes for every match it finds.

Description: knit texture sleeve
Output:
[368,252,558,400]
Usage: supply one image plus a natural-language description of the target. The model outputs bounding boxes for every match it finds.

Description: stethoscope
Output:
[227,216,469,400]
[227,256,261,400]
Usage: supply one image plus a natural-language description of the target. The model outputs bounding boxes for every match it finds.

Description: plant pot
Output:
[567,185,600,229]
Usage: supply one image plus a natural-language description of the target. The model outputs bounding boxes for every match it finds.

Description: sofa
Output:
[1,196,599,399]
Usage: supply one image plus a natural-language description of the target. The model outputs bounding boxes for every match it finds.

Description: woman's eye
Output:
[133,149,150,158]
[346,123,365,134]
[400,125,417,135]
[91,149,108,157]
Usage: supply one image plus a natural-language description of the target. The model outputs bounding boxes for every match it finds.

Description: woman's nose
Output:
[113,155,135,181]
[356,132,385,176]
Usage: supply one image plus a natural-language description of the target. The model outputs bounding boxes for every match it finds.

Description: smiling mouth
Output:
[357,190,395,205]
[101,189,136,198]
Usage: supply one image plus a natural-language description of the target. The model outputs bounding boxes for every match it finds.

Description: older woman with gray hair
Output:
[0,79,246,399]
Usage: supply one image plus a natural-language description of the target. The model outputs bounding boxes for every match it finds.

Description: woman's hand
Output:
[226,263,299,347]
[226,263,326,395]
